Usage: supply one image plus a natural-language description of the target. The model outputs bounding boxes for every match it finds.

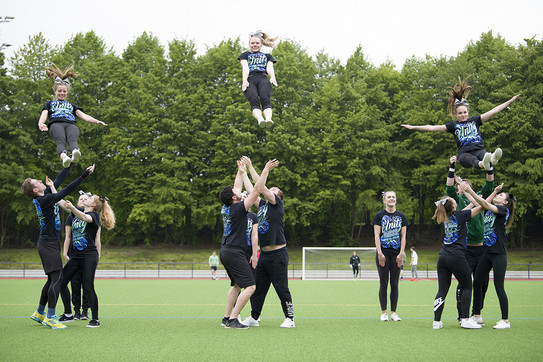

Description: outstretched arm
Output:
[64,200,93,223]
[244,159,279,210]
[480,94,520,122]
[52,165,94,203]
[75,109,107,127]
[446,156,457,187]
[401,124,447,132]
[54,167,70,189]
[267,61,277,87]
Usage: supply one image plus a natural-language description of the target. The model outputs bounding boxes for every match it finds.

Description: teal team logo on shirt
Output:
[50,100,76,122]
[71,216,88,250]
[483,209,509,247]
[257,203,269,234]
[380,215,402,249]
[221,205,232,237]
[443,215,460,245]
[454,122,482,147]
[32,199,60,232]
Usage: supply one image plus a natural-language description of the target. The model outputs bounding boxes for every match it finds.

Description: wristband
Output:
[448,162,455,179]
[80,169,91,180]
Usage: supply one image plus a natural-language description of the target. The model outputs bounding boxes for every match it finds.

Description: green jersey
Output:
[209,254,219,267]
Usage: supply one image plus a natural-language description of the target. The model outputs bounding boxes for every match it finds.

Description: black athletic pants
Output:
[49,122,79,156]
[243,73,272,111]
[39,270,63,310]
[376,253,400,311]
[352,265,359,278]
[434,254,472,321]
[250,247,293,320]
[473,252,508,319]
[70,270,90,313]
[456,245,489,318]
[60,254,99,320]
[458,145,486,169]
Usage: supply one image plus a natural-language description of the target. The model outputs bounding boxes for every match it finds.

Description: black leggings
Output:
[473,252,508,319]
[376,253,400,311]
[39,270,63,310]
[250,247,293,320]
[49,122,79,156]
[456,245,489,318]
[434,254,472,321]
[70,270,90,312]
[352,265,359,278]
[243,73,272,111]
[458,147,486,169]
[60,254,99,319]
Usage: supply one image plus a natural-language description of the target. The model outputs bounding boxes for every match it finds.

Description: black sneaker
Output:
[81,311,89,320]
[87,319,100,328]
[225,318,249,329]
[74,311,81,320]
[221,317,228,327]
[59,314,75,323]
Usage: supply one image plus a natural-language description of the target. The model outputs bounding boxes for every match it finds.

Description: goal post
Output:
[302,247,376,280]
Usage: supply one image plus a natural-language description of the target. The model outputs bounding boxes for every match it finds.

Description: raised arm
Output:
[480,94,520,122]
[54,167,70,189]
[267,61,277,87]
[52,165,94,203]
[461,181,500,214]
[64,200,93,223]
[460,187,484,217]
[240,59,250,91]
[244,159,279,210]
[233,160,244,195]
[401,124,447,132]
[75,109,107,127]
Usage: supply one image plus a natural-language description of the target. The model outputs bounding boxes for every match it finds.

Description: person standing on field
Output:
[209,251,220,280]
[410,247,418,280]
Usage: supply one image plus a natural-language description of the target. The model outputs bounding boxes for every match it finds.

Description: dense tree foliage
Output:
[1,31,541,248]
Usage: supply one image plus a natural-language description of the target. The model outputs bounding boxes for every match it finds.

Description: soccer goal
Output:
[302,247,376,280]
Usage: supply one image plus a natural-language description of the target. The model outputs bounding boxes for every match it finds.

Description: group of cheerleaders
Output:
[24,30,518,330]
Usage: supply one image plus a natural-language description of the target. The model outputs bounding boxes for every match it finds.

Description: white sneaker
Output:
[71,149,81,163]
[237,314,242,323]
[482,152,492,170]
[380,313,389,322]
[490,148,503,165]
[461,318,482,329]
[61,153,72,168]
[493,320,510,329]
[470,315,484,325]
[433,321,443,329]
[241,316,259,327]
[280,318,295,328]
[258,118,266,128]
[265,119,274,128]
[390,313,401,322]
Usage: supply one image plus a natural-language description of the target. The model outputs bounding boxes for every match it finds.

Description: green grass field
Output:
[1,278,542,361]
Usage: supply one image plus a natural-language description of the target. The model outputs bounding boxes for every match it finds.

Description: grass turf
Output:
[1,279,542,361]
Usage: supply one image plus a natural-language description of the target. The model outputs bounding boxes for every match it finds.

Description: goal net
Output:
[302,247,376,280]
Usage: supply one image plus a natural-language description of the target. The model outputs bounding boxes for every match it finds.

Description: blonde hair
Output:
[46,64,78,92]
[447,76,472,117]
[250,31,277,48]
[92,196,116,230]
[432,197,455,224]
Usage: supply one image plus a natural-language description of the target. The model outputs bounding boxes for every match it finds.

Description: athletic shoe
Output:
[42,315,67,329]
[482,152,492,171]
[265,120,274,128]
[390,313,401,322]
[61,153,72,168]
[221,317,229,327]
[81,311,89,320]
[493,320,511,329]
[87,319,100,328]
[71,149,81,163]
[74,311,81,320]
[490,148,503,165]
[225,318,249,329]
[470,315,484,325]
[280,318,295,328]
[380,313,389,322]
[258,119,266,128]
[30,311,45,324]
[59,314,75,323]
[461,318,482,329]
[433,321,443,329]
[241,316,260,327]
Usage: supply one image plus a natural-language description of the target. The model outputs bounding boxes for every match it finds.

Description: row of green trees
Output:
[1,31,541,248]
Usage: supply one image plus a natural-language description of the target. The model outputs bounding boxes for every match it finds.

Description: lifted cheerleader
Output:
[401,76,519,171]
[238,31,278,128]
[38,64,108,168]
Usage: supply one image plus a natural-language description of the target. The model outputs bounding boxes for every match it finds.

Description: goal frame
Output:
[302,247,376,280]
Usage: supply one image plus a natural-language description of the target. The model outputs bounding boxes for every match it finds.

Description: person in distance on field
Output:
[350,251,361,279]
